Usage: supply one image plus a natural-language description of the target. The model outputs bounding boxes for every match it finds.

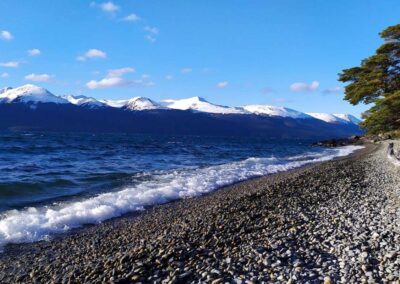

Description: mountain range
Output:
[0,84,362,138]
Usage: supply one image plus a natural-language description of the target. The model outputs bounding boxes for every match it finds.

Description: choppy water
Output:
[0,132,363,249]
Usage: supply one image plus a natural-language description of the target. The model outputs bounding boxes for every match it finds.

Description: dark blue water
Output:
[0,132,362,248]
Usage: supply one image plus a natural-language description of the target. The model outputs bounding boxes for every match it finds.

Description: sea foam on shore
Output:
[0,145,363,250]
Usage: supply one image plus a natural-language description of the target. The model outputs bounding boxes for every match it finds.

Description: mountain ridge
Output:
[0,84,363,139]
[0,84,361,125]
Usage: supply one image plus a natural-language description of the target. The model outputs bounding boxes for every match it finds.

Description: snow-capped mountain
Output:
[333,114,362,124]
[243,105,311,119]
[124,97,163,110]
[63,95,106,108]
[0,84,363,138]
[0,84,361,128]
[161,96,246,114]
[0,84,68,104]
[306,113,346,124]
[99,99,129,108]
[306,113,360,125]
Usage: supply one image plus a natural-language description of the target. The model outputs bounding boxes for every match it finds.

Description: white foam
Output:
[0,145,364,250]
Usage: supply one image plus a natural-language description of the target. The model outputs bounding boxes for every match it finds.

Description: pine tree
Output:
[339,24,400,134]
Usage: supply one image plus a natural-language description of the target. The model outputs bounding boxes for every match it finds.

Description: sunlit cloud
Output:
[0,61,19,68]
[0,72,9,78]
[165,74,173,80]
[143,26,159,43]
[77,49,107,61]
[106,67,135,78]
[216,81,228,89]
[0,30,13,41]
[86,67,154,89]
[323,86,344,94]
[144,26,159,35]
[123,13,140,22]
[86,77,154,89]
[86,77,128,89]
[28,49,41,56]
[289,81,319,92]
[25,73,52,82]
[145,35,156,43]
[91,1,119,13]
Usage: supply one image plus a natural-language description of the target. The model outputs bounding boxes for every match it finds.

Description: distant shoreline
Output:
[1,142,399,283]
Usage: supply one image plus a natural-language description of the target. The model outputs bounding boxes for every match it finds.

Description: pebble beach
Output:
[0,141,399,283]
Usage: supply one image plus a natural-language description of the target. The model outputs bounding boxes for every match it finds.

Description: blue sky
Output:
[0,0,399,117]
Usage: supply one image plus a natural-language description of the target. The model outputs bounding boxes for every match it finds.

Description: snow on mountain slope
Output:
[0,87,12,95]
[0,84,68,104]
[161,96,246,114]
[99,99,129,108]
[63,95,106,108]
[333,113,361,124]
[243,105,311,119]
[306,113,353,124]
[125,97,163,110]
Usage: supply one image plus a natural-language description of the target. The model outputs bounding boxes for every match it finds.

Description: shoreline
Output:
[0,144,365,250]
[1,142,399,283]
[0,144,370,254]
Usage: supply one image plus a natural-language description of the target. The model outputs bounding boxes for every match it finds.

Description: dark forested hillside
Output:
[0,103,362,139]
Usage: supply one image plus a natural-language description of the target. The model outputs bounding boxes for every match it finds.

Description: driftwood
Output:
[387,143,400,166]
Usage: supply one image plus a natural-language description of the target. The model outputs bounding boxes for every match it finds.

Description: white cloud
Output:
[289,81,319,92]
[77,49,107,61]
[181,68,192,74]
[86,67,153,89]
[25,73,52,82]
[106,67,135,78]
[145,35,156,43]
[85,49,107,58]
[92,1,119,12]
[216,81,228,89]
[86,77,152,89]
[0,72,9,78]
[143,26,159,43]
[165,74,173,80]
[86,77,127,89]
[323,86,344,94]
[101,1,119,12]
[144,26,159,35]
[0,61,19,68]
[0,30,13,41]
[28,49,41,56]
[123,13,140,21]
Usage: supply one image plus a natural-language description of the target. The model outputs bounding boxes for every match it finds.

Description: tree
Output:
[339,24,400,134]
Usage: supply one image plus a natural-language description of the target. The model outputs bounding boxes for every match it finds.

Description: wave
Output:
[0,145,363,250]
